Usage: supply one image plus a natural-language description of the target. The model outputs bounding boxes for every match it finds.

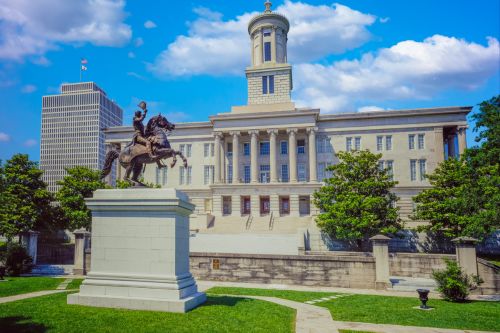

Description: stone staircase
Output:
[29,264,74,276]
[390,276,437,291]
[203,215,312,234]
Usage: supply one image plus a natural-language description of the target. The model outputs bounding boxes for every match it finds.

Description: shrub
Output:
[2,243,33,276]
[432,258,483,302]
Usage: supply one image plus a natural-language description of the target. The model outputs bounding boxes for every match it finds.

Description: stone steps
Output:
[29,264,74,276]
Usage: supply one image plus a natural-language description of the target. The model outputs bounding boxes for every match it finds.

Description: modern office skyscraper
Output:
[40,82,123,192]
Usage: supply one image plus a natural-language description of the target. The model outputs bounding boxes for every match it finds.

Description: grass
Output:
[0,277,64,297]
[339,331,378,333]
[207,287,500,332]
[0,292,295,333]
[65,279,83,290]
[480,255,500,267]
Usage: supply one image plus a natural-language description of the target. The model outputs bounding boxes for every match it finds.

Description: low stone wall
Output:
[477,259,500,295]
[389,252,455,278]
[189,252,376,289]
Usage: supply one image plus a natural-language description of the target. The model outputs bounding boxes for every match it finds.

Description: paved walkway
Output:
[0,278,73,304]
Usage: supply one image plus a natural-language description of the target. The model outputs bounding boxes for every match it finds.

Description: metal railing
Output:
[268,211,275,230]
[245,214,253,230]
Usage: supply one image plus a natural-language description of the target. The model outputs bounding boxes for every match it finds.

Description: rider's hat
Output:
[138,101,147,111]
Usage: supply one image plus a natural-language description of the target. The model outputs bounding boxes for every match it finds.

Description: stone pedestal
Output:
[67,189,206,313]
[452,237,478,276]
[21,231,39,265]
[73,229,91,275]
[370,234,391,290]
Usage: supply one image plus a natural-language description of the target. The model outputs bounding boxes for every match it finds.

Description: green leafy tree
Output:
[0,154,56,240]
[56,166,107,231]
[412,96,500,239]
[313,150,402,248]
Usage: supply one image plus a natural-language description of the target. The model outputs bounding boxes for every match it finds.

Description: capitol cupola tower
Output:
[246,1,293,107]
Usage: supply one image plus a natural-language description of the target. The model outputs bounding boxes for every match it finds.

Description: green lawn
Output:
[0,277,64,297]
[339,331,378,333]
[208,287,500,332]
[65,279,83,290]
[0,292,295,333]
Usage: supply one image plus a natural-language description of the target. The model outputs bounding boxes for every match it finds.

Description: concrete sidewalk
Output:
[0,289,68,304]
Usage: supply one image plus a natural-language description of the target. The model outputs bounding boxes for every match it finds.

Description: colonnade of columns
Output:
[213,127,318,185]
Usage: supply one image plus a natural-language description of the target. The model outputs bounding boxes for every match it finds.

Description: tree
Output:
[412,96,500,239]
[0,154,56,240]
[56,166,107,231]
[313,150,402,248]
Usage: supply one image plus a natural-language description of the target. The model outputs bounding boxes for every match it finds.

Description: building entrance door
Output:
[299,196,310,216]
[280,197,290,215]
[242,196,251,215]
[260,196,270,215]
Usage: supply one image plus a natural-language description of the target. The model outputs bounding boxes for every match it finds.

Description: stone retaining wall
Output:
[189,252,376,289]
[389,252,455,278]
[477,259,500,295]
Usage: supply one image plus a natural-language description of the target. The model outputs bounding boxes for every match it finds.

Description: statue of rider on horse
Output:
[101,101,188,186]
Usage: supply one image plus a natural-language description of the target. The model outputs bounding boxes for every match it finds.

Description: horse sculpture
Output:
[101,114,187,186]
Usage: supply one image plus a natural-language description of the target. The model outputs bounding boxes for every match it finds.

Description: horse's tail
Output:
[101,150,119,179]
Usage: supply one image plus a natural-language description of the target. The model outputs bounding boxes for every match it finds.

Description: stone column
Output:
[307,127,318,182]
[231,195,241,217]
[310,194,320,216]
[270,194,279,215]
[447,134,456,158]
[220,135,226,183]
[290,194,299,217]
[260,27,264,64]
[68,189,206,313]
[271,26,277,62]
[250,130,259,183]
[73,229,91,275]
[20,231,39,265]
[251,194,260,216]
[457,126,467,155]
[214,132,222,184]
[452,237,478,276]
[268,129,278,183]
[212,195,222,217]
[287,128,298,183]
[370,235,391,290]
[231,131,240,183]
[434,127,445,163]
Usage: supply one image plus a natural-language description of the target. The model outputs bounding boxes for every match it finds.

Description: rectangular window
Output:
[211,143,215,156]
[410,160,417,181]
[186,144,192,157]
[386,160,394,181]
[155,167,160,185]
[346,137,352,151]
[297,139,305,154]
[227,142,233,157]
[355,137,361,150]
[281,164,289,182]
[259,164,270,183]
[409,134,415,150]
[227,165,233,184]
[280,141,288,155]
[418,134,425,149]
[187,166,192,185]
[179,144,185,155]
[419,159,426,181]
[260,141,270,155]
[243,143,250,156]
[180,167,185,185]
[376,136,383,151]
[378,160,385,171]
[162,168,167,186]
[385,136,392,151]
[263,28,271,36]
[264,41,271,61]
[269,75,274,94]
[318,162,326,181]
[204,165,211,185]
[262,76,268,94]
[204,143,210,157]
[298,163,307,182]
[244,165,251,183]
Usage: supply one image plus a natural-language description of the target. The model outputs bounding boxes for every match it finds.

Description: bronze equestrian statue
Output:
[101,101,187,186]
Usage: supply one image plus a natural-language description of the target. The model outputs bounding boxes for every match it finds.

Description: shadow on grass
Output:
[0,316,48,333]
[201,295,252,308]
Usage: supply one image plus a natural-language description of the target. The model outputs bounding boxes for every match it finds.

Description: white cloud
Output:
[0,0,132,61]
[294,35,500,113]
[23,139,37,147]
[127,71,146,80]
[358,106,386,112]
[0,132,10,142]
[150,1,376,76]
[134,37,144,47]
[379,17,390,23]
[144,20,157,29]
[128,51,135,58]
[21,84,37,93]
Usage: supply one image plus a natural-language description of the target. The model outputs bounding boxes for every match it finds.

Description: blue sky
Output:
[0,0,499,161]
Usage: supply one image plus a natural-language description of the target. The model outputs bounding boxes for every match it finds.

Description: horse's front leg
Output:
[156,160,167,169]
[176,151,188,168]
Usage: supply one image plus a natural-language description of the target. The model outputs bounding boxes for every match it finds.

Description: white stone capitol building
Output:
[104,2,469,251]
